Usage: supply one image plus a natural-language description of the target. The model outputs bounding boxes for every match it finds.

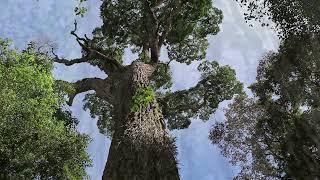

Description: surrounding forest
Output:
[0,0,319,179]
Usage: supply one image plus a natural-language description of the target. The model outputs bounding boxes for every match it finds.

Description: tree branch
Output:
[145,1,161,63]
[69,20,123,71]
[158,0,183,46]
[158,12,173,46]
[52,48,88,66]
[67,77,113,106]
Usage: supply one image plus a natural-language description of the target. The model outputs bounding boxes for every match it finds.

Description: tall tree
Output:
[54,0,243,179]
[210,0,320,179]
[0,39,91,179]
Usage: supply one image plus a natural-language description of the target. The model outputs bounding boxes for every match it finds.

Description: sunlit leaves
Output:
[130,86,156,112]
[0,39,91,179]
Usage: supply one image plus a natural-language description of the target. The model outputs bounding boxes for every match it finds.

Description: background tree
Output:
[236,0,320,37]
[210,0,320,179]
[0,38,91,179]
[54,0,243,179]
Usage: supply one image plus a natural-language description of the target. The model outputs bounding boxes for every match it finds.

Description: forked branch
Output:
[52,48,88,66]
[53,20,123,72]
[70,20,123,70]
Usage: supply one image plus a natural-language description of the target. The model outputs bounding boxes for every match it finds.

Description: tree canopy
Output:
[98,0,223,63]
[57,0,243,137]
[236,0,320,37]
[66,0,224,71]
[0,39,91,179]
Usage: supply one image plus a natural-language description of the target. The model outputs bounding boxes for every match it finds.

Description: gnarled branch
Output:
[53,57,87,66]
[52,48,88,66]
[71,20,123,70]
[67,77,113,106]
[54,20,123,73]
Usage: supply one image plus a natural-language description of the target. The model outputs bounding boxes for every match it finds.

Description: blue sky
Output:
[0,0,279,179]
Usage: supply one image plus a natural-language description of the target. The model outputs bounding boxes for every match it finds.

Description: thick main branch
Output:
[53,55,87,66]
[67,77,113,106]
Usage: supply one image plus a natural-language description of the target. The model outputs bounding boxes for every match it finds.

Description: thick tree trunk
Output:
[102,62,180,180]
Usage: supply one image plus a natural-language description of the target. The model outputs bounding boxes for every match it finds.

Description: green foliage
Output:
[211,96,320,179]
[130,86,156,113]
[91,28,125,64]
[160,60,243,130]
[167,6,222,64]
[74,0,88,17]
[53,108,79,130]
[54,80,76,105]
[83,93,115,138]
[211,2,320,178]
[251,34,320,108]
[138,50,152,63]
[98,0,222,63]
[151,63,173,90]
[0,38,91,179]
[210,34,320,179]
[167,33,209,65]
[236,0,320,37]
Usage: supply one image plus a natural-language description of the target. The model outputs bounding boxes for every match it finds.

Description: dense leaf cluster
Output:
[161,61,243,130]
[98,0,222,64]
[130,86,156,112]
[0,39,91,179]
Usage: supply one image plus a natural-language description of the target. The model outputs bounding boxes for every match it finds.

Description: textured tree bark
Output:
[102,62,180,180]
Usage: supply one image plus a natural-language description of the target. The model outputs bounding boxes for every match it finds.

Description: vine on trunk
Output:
[130,86,155,113]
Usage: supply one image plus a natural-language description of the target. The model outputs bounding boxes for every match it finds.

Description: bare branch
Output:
[69,20,123,71]
[84,34,90,41]
[71,20,87,44]
[52,48,88,66]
